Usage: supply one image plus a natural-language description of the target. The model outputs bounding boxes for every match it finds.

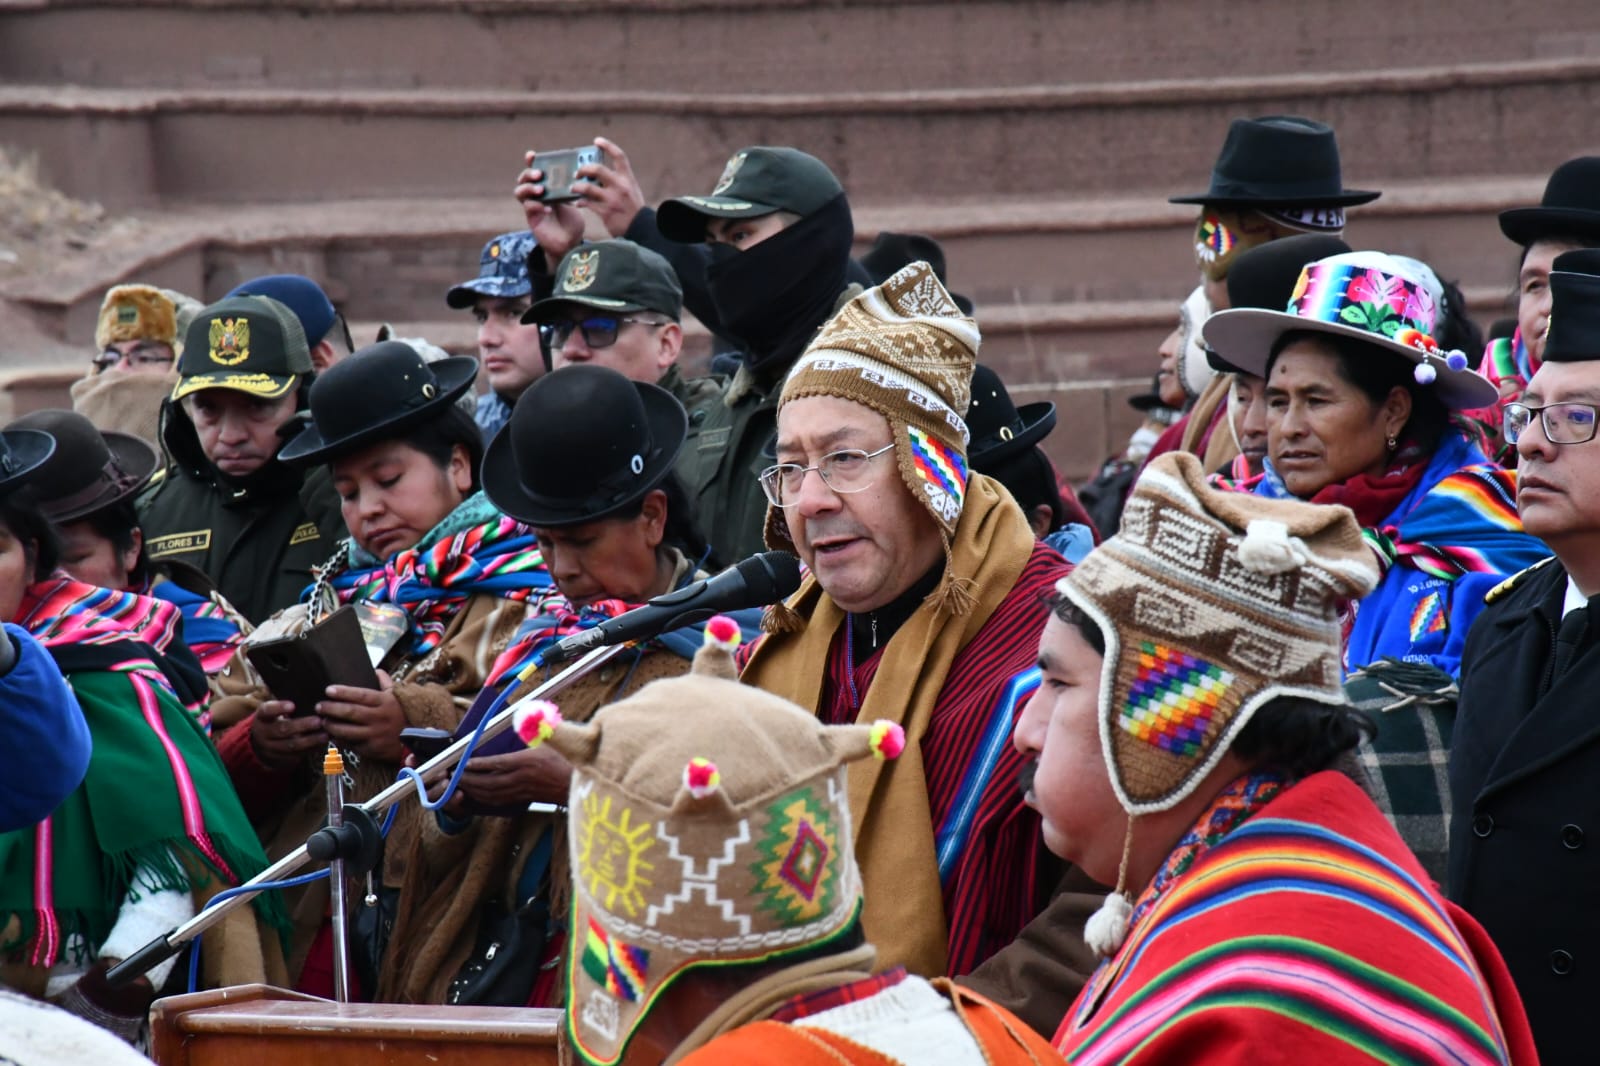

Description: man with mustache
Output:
[1448,248,1600,1065]
[740,261,1100,1036]
[136,295,343,624]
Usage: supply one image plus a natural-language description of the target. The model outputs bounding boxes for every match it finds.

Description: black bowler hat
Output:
[0,428,55,497]
[1207,234,1353,373]
[1169,116,1380,208]
[859,232,975,315]
[7,409,157,522]
[481,364,688,527]
[278,341,479,464]
[1498,157,1600,248]
[1541,249,1600,363]
[965,364,1055,468]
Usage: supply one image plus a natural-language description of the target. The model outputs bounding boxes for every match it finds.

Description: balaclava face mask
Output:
[705,193,855,378]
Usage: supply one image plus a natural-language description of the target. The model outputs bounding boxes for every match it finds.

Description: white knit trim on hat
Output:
[786,348,971,445]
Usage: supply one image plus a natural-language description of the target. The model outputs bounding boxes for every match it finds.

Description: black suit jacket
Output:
[1448,557,1600,1065]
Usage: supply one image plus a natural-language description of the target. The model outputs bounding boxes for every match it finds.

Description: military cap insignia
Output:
[713,152,748,195]
[489,241,501,259]
[208,317,251,366]
[116,303,139,326]
[564,249,601,293]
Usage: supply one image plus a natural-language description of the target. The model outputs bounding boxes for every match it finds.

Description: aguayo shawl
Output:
[0,576,276,969]
[322,492,553,655]
[1055,770,1537,1065]
[1242,429,1546,676]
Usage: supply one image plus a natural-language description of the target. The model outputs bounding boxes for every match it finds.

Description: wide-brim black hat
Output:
[1541,249,1600,363]
[7,409,157,522]
[1498,157,1600,248]
[0,429,56,497]
[1169,116,1380,208]
[279,341,479,464]
[481,364,688,527]
[965,364,1056,467]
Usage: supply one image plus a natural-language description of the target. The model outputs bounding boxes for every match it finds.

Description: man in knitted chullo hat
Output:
[511,621,1058,1065]
[1019,452,1537,1063]
[739,261,1104,1034]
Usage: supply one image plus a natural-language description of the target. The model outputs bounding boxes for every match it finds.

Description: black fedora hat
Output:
[1206,234,1353,373]
[1498,157,1600,248]
[482,364,688,527]
[0,428,56,497]
[966,364,1056,468]
[279,341,479,465]
[1169,116,1380,208]
[7,409,157,523]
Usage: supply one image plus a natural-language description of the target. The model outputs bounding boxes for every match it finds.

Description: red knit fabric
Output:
[818,541,1066,976]
[215,715,305,825]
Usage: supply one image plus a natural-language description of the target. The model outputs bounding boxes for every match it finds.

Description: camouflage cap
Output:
[524,240,683,323]
[171,295,312,401]
[655,147,843,243]
[446,231,538,309]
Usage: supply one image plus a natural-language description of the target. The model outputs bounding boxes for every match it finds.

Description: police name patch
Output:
[289,522,321,545]
[149,529,212,557]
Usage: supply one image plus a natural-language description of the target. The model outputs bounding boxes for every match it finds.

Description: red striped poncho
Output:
[1055,770,1538,1065]
[819,541,1065,976]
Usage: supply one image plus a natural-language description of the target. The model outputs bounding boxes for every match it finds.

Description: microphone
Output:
[542,551,803,663]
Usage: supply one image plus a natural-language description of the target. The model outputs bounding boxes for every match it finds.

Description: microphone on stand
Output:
[542,550,803,663]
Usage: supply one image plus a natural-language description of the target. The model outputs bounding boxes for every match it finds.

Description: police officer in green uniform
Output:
[136,295,344,624]
[522,238,728,560]
[1448,249,1600,1066]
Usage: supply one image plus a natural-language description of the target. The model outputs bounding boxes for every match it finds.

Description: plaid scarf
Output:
[0,578,277,967]
[324,492,552,656]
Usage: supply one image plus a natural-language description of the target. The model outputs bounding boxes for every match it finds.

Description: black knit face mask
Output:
[705,193,855,376]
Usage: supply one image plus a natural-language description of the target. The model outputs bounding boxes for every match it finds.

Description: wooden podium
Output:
[149,984,562,1065]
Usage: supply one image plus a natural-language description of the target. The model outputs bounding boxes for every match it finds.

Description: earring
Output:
[1387,435,1398,451]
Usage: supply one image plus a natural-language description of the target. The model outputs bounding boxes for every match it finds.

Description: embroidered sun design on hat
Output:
[576,792,656,918]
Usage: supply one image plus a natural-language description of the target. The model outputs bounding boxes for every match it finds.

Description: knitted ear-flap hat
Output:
[1055,452,1379,954]
[513,619,905,1066]
[765,260,981,616]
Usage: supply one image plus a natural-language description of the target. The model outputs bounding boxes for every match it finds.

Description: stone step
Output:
[3,0,1593,94]
[0,175,1543,361]
[3,58,1597,209]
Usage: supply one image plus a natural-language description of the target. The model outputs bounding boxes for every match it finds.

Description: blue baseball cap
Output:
[226,274,340,347]
[447,231,537,309]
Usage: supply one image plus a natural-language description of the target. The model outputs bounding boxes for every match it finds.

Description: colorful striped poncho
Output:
[1055,770,1537,1065]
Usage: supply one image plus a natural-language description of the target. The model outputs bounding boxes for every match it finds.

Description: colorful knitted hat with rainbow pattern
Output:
[1058,452,1378,816]
[766,260,981,615]
[513,618,904,1066]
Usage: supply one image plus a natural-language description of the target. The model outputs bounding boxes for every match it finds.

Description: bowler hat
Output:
[1169,116,1379,208]
[0,429,55,497]
[278,341,479,464]
[481,364,688,527]
[1207,234,1353,373]
[1498,157,1600,248]
[965,364,1056,467]
[7,409,157,522]
[1541,248,1600,363]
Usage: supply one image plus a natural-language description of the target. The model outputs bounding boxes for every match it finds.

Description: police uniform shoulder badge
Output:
[1485,554,1557,605]
[208,317,251,366]
[563,249,601,293]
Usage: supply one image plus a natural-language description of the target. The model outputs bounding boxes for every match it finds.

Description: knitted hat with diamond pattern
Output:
[1060,452,1379,816]
[766,260,981,616]
[512,619,904,1066]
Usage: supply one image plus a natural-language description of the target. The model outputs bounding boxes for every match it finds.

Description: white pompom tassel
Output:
[1084,891,1133,958]
[1236,518,1308,575]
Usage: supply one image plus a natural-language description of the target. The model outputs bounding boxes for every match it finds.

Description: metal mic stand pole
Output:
[107,642,630,987]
